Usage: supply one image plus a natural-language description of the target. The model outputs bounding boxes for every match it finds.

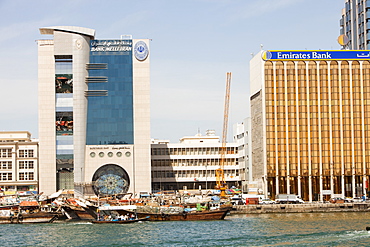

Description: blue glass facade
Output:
[86,40,134,145]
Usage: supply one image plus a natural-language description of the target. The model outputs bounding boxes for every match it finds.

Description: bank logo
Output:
[134,41,149,61]
[261,51,272,61]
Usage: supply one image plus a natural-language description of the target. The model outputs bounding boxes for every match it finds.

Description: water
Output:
[1,212,370,246]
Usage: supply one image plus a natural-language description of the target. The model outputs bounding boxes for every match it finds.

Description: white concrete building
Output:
[151,130,240,192]
[37,26,151,197]
[233,118,251,193]
[0,131,38,195]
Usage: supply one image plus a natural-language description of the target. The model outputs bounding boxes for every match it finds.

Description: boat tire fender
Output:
[17,214,23,223]
[182,211,187,219]
[10,216,15,224]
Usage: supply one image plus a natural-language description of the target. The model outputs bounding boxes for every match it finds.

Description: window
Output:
[55,56,73,93]
[19,172,34,181]
[19,150,34,158]
[1,149,11,158]
[19,161,34,169]
[0,161,12,169]
[0,172,12,181]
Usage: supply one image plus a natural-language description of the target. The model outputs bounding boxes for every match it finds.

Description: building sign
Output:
[322,190,332,195]
[262,50,370,61]
[90,40,132,52]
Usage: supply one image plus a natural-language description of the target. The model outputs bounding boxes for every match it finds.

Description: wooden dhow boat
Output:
[95,204,230,221]
[134,207,230,221]
[0,200,59,224]
[0,212,58,224]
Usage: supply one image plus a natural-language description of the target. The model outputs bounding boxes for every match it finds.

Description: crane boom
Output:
[216,72,231,198]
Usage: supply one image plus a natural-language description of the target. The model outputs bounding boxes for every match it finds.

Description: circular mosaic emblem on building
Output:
[134,41,149,61]
[92,164,130,196]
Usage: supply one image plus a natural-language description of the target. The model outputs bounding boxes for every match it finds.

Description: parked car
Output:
[275,194,304,204]
[352,197,363,203]
[259,198,276,204]
[344,197,354,203]
[330,197,345,203]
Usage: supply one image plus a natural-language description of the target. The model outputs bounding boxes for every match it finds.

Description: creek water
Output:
[1,212,370,246]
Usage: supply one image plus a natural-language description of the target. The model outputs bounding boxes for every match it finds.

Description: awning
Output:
[20,201,39,207]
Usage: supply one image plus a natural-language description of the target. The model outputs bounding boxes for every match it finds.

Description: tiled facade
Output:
[250,50,370,202]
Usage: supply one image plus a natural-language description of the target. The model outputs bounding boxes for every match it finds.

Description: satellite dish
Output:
[337,34,349,46]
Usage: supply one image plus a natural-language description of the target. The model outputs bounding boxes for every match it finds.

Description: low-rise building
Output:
[151,130,240,192]
[0,131,38,195]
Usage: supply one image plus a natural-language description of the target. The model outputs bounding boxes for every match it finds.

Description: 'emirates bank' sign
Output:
[262,50,370,61]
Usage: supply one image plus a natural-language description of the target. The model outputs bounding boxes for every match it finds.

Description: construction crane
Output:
[215,72,231,198]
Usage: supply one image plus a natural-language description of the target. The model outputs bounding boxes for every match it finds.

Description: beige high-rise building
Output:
[250,50,370,202]
[37,26,151,197]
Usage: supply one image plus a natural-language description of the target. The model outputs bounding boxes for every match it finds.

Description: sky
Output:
[0,0,345,143]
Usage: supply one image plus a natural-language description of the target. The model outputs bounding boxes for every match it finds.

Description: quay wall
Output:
[231,203,370,214]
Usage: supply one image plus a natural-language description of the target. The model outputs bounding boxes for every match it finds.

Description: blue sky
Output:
[0,0,344,142]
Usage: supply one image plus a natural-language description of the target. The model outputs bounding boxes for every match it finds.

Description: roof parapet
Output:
[39,26,95,38]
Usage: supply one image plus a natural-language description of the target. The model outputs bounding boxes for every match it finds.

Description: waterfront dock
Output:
[232,202,370,214]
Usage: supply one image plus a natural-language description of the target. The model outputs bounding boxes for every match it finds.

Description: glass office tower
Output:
[38,27,151,197]
[250,50,370,202]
